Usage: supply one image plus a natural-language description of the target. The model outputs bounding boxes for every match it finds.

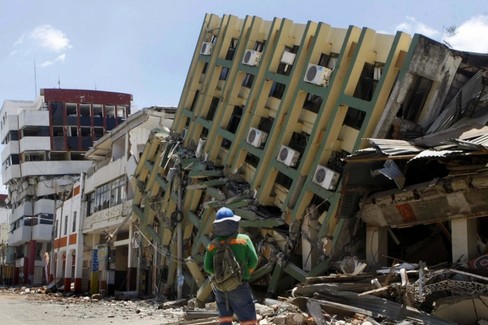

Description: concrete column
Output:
[64,249,72,292]
[451,218,478,263]
[366,226,388,267]
[55,250,64,280]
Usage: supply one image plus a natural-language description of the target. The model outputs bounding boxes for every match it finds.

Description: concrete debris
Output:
[2,263,488,325]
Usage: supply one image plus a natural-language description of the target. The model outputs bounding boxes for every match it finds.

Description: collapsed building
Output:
[128,13,488,318]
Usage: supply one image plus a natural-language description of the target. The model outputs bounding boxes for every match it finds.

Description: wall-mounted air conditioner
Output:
[246,127,268,148]
[313,164,341,190]
[281,51,296,65]
[304,64,333,86]
[277,145,300,167]
[242,49,261,66]
[200,42,213,56]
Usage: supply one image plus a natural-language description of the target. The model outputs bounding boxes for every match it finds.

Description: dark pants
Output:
[214,282,257,324]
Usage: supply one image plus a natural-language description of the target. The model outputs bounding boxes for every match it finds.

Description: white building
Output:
[53,107,175,293]
[0,88,132,285]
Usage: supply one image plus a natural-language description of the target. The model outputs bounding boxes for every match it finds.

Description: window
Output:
[343,107,366,130]
[303,93,323,113]
[353,62,380,101]
[64,215,68,235]
[398,75,433,122]
[206,97,219,121]
[219,67,229,81]
[110,177,125,207]
[72,212,77,232]
[242,73,254,88]
[226,38,238,61]
[269,82,286,99]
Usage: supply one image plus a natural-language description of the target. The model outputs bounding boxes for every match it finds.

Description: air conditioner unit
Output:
[246,127,268,148]
[313,165,341,190]
[242,49,261,66]
[304,64,333,86]
[200,42,213,56]
[281,51,296,65]
[277,145,300,167]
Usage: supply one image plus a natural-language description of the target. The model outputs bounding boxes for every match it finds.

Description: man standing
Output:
[204,207,259,325]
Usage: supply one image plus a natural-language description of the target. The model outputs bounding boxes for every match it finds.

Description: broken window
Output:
[303,93,323,113]
[269,82,286,99]
[226,38,238,61]
[398,75,433,122]
[206,97,219,121]
[353,63,379,101]
[343,106,366,130]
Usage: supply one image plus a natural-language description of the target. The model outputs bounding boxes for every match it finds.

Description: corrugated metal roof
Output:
[367,138,423,155]
[410,149,465,161]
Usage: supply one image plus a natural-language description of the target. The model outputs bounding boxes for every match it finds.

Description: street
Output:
[0,288,185,325]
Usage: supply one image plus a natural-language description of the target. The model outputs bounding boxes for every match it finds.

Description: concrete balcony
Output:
[2,165,21,184]
[0,115,19,142]
[18,110,49,128]
[31,223,53,242]
[1,140,19,162]
[19,137,51,152]
[20,160,92,177]
[34,199,55,215]
[12,201,33,221]
[9,225,31,246]
[82,200,133,233]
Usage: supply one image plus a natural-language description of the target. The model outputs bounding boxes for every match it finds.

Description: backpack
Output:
[211,238,243,292]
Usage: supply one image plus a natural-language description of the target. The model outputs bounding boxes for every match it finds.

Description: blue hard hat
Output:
[214,207,241,223]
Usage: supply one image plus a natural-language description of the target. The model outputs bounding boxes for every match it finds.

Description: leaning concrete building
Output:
[0,88,132,285]
[132,14,488,302]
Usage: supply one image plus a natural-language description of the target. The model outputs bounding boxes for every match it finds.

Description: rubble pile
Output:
[2,261,488,325]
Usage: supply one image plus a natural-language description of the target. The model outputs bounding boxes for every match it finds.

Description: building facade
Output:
[0,88,132,285]
[132,14,488,301]
[53,107,175,293]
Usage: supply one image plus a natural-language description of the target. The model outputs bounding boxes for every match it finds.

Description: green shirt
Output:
[204,233,258,281]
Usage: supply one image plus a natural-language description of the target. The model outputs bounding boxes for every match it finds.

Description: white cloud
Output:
[395,16,439,38]
[442,15,488,52]
[40,54,66,67]
[30,25,71,52]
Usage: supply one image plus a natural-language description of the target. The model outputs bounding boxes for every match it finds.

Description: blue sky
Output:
[1,0,487,110]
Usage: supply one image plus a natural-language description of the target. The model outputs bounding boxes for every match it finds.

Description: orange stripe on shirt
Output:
[208,238,247,252]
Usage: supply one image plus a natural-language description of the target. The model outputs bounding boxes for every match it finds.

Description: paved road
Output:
[0,291,184,324]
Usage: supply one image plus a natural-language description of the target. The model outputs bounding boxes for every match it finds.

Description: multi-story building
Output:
[132,13,488,301]
[0,194,13,284]
[53,107,175,293]
[0,88,132,285]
